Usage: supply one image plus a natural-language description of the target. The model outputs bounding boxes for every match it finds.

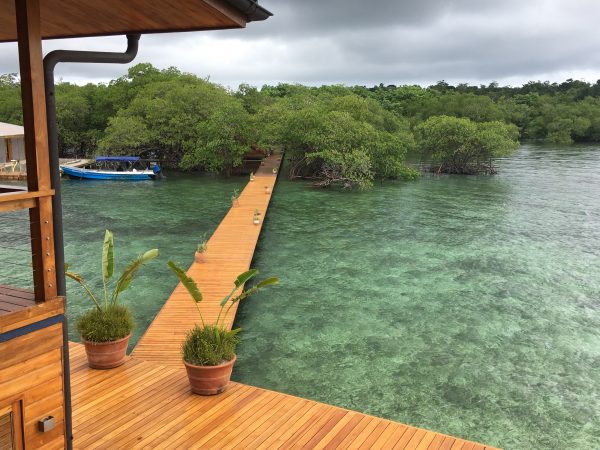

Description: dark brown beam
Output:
[5,138,12,161]
[15,0,57,301]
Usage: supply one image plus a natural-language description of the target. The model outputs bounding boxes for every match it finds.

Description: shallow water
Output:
[0,172,244,347]
[1,146,599,449]
[233,145,600,450]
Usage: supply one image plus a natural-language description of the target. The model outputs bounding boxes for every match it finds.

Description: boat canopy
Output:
[96,156,139,162]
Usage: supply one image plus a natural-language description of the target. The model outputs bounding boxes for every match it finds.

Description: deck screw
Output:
[46,236,50,240]
[46,252,50,256]
[44,220,48,224]
[48,283,53,288]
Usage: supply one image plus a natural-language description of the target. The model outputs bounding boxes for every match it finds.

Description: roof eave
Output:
[224,0,272,22]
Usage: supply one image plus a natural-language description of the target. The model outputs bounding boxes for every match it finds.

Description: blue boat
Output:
[60,156,162,180]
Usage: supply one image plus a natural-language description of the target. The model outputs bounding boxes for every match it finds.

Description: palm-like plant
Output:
[67,230,159,342]
[168,261,278,365]
[231,189,240,206]
[196,233,208,254]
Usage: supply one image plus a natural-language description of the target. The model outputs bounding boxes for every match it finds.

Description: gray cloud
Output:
[0,0,599,88]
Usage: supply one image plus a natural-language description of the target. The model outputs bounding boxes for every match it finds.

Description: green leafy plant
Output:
[196,233,208,253]
[168,261,278,365]
[231,189,240,205]
[67,230,159,342]
[76,304,134,344]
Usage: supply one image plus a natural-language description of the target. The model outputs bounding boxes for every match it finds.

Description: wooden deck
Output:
[71,343,497,449]
[71,153,499,449]
[133,153,283,365]
[0,284,35,315]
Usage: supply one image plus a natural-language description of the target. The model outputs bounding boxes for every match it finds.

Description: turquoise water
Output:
[0,173,242,347]
[2,146,599,448]
[60,173,243,346]
[233,145,600,450]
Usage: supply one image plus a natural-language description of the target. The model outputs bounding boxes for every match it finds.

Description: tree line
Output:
[2,65,595,187]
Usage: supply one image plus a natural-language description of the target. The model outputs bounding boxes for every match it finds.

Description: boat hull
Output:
[60,165,156,180]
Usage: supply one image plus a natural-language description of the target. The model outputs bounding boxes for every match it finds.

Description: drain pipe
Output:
[43,34,140,450]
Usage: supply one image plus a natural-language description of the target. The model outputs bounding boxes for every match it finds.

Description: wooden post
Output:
[15,0,57,301]
[4,138,11,161]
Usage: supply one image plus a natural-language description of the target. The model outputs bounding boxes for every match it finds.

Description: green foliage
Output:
[416,115,519,174]
[180,100,252,174]
[196,233,208,253]
[168,261,278,365]
[256,91,417,188]
[182,325,239,366]
[76,303,134,343]
[0,73,22,124]
[167,260,203,304]
[6,63,600,183]
[67,230,158,341]
[98,116,151,153]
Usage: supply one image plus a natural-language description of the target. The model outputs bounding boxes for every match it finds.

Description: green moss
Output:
[182,325,239,366]
[76,304,134,343]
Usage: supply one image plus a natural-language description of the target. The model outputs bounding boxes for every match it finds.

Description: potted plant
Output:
[265,185,271,194]
[249,172,255,182]
[66,230,159,369]
[272,167,277,174]
[231,189,240,207]
[253,209,261,225]
[168,261,278,395]
[195,233,208,263]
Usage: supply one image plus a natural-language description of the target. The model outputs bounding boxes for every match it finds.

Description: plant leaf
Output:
[167,260,202,303]
[65,269,84,284]
[234,269,258,288]
[256,277,279,288]
[102,230,114,282]
[224,328,241,339]
[219,269,258,307]
[65,266,101,310]
[112,248,159,302]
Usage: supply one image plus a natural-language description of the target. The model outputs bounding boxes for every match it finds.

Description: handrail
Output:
[0,189,54,201]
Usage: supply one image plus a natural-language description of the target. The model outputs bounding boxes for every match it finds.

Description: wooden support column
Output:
[4,138,11,161]
[15,0,57,301]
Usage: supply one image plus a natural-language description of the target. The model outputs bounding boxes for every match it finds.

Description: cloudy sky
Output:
[1,0,599,89]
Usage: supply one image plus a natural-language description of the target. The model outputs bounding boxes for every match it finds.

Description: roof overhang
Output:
[0,122,25,138]
[0,0,272,42]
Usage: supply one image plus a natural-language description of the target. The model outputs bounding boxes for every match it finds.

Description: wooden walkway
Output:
[132,154,282,365]
[70,343,497,449]
[71,154,499,449]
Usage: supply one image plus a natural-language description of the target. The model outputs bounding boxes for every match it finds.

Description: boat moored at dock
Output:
[60,156,162,180]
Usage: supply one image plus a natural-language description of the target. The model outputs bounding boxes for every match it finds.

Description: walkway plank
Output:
[132,154,282,365]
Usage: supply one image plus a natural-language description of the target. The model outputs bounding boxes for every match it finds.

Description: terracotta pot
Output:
[195,251,205,263]
[82,333,130,369]
[184,355,236,395]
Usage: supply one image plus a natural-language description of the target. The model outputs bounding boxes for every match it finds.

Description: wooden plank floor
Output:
[0,285,35,315]
[133,154,282,365]
[70,343,498,449]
